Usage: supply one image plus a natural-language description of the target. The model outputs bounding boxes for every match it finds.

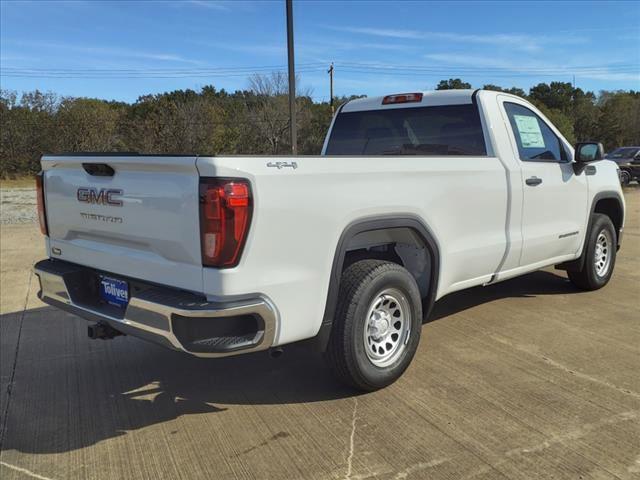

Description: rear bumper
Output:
[33,259,277,358]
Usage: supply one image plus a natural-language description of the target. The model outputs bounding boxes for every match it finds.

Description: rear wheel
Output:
[325,259,422,391]
[568,214,617,291]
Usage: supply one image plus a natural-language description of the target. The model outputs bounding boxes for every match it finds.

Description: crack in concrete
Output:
[393,458,449,479]
[344,397,358,480]
[0,271,32,452]
[490,334,640,399]
[506,410,639,457]
[0,461,55,480]
[349,457,450,480]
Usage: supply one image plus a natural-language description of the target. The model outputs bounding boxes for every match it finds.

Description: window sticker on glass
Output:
[513,114,545,148]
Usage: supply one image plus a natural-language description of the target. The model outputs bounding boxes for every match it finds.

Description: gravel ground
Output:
[0,188,37,225]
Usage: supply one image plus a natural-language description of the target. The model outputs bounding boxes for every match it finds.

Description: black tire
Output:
[568,213,617,291]
[620,170,631,186]
[324,259,422,391]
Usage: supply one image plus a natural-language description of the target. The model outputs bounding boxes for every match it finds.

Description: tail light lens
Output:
[199,178,252,268]
[35,172,48,235]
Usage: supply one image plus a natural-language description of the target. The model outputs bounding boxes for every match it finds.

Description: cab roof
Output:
[341,89,479,113]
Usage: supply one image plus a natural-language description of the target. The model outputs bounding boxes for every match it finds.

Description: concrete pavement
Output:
[1,188,638,480]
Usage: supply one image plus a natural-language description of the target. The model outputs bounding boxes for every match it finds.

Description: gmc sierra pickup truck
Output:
[34,89,625,391]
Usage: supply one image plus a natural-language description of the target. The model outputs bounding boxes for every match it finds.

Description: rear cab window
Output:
[325,104,487,156]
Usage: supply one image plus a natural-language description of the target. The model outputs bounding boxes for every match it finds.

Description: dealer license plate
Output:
[99,276,129,308]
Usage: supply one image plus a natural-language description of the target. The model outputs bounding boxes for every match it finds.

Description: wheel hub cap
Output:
[594,229,612,277]
[363,288,411,368]
[369,311,391,340]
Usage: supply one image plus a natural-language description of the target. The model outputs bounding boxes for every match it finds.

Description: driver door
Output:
[501,100,588,267]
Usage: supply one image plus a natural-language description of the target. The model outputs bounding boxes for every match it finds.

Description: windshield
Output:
[606,147,640,159]
[325,104,487,156]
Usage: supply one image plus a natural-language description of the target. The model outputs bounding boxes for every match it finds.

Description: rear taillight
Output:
[35,172,48,236]
[199,178,252,268]
[382,92,423,105]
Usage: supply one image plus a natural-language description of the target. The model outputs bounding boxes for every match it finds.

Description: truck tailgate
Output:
[41,155,203,293]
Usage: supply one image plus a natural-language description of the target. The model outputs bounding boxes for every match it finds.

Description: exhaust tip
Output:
[269,347,284,359]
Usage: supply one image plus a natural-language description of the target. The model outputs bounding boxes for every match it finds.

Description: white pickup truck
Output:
[34,89,625,391]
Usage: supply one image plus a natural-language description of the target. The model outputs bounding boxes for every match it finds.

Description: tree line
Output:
[1,74,639,178]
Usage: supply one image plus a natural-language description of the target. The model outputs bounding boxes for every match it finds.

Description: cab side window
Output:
[504,102,567,162]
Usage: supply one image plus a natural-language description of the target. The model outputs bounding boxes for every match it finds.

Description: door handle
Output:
[525,176,543,186]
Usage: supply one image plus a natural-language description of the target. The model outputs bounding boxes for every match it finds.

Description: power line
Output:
[0,68,326,79]
[0,62,326,73]
[333,61,638,73]
[3,72,636,81]
[2,62,636,77]
[4,61,637,72]
[335,68,638,78]
[5,67,636,80]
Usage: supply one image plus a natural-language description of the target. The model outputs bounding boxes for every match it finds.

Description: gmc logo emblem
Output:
[77,188,123,206]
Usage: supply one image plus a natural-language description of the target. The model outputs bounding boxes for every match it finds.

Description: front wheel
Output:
[568,213,617,291]
[324,260,422,391]
[620,169,631,186]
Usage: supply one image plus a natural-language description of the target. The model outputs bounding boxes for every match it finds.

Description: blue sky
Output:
[1,0,639,103]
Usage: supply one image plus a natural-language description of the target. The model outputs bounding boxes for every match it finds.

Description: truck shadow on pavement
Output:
[1,270,579,454]
[429,270,579,322]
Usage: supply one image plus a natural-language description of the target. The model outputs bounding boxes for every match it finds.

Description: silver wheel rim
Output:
[594,229,612,277]
[363,288,411,368]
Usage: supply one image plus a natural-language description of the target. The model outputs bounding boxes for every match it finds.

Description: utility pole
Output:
[328,63,334,114]
[286,0,297,155]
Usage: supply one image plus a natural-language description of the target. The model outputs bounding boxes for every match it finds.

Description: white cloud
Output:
[617,33,640,42]
[185,0,231,11]
[579,71,640,82]
[0,54,40,62]
[424,53,534,69]
[8,40,204,65]
[182,0,258,12]
[325,26,586,53]
[192,40,285,57]
[301,39,417,54]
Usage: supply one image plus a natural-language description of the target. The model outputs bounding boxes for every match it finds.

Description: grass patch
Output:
[0,177,36,188]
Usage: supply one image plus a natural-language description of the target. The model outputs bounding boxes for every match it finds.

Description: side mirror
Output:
[574,142,604,163]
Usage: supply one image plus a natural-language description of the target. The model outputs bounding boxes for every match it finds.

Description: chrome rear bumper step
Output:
[34,259,277,357]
